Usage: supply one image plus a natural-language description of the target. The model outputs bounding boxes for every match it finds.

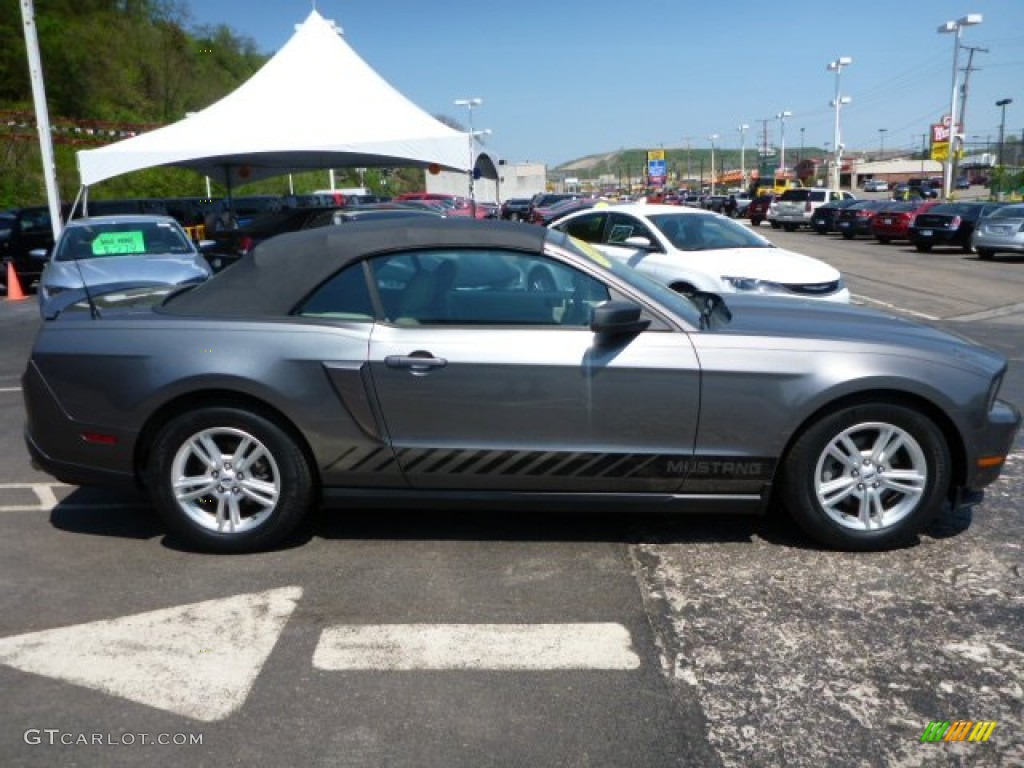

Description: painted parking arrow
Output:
[0,586,302,722]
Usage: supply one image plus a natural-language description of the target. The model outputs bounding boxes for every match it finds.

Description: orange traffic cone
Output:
[6,261,28,301]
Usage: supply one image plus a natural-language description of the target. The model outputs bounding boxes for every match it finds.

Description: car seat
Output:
[396,259,457,323]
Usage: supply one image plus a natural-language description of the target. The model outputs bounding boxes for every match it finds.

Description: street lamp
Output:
[878,128,887,159]
[454,96,483,215]
[775,111,792,173]
[827,56,853,191]
[799,127,805,163]
[938,14,982,199]
[996,98,1012,166]
[707,134,719,194]
[737,124,749,190]
[996,98,1012,197]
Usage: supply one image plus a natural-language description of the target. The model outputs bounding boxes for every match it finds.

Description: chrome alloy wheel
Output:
[170,427,281,533]
[813,421,928,531]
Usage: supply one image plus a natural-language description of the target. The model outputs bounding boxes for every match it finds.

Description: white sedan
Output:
[550,203,849,302]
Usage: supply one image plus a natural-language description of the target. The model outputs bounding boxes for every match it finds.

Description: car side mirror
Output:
[622,235,656,251]
[29,247,49,262]
[590,301,651,337]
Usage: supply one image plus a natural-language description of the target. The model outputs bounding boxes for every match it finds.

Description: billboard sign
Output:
[647,150,667,187]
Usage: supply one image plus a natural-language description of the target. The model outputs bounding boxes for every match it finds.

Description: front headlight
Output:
[721,276,787,294]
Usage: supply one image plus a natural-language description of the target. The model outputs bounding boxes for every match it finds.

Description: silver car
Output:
[971,203,1024,260]
[37,214,211,317]
[22,219,1019,554]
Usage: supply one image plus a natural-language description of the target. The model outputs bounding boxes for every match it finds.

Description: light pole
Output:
[938,14,982,199]
[775,111,792,174]
[454,96,483,215]
[799,127,805,162]
[878,128,887,159]
[996,98,1012,198]
[707,134,719,194]
[737,124,749,190]
[827,56,853,191]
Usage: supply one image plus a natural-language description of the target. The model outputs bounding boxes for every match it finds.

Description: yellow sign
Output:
[647,150,665,162]
[929,141,964,162]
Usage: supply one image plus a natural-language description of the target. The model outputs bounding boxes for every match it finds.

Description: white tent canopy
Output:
[76,10,472,188]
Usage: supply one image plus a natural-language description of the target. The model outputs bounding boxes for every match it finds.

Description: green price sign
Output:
[92,231,145,256]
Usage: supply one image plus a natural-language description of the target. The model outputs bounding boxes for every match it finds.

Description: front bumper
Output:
[963,398,1022,491]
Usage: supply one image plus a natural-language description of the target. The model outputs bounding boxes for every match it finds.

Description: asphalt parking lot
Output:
[0,229,1022,767]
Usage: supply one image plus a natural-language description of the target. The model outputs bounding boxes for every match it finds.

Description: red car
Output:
[746,194,777,227]
[871,200,942,244]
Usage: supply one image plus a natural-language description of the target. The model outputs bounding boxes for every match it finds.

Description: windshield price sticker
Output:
[92,231,145,256]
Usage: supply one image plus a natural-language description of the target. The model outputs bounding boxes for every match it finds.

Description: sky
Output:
[184,0,1024,168]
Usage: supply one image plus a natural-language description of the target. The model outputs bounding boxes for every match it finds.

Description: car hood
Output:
[44,255,209,286]
[669,245,840,283]
[711,295,1005,374]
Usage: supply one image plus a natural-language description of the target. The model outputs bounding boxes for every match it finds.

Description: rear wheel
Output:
[770,221,781,229]
[841,232,854,240]
[147,406,314,553]
[877,236,890,245]
[783,224,797,232]
[915,243,932,252]
[976,248,994,261]
[780,403,950,551]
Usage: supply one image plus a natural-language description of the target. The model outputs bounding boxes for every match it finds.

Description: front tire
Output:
[147,407,314,553]
[780,403,950,551]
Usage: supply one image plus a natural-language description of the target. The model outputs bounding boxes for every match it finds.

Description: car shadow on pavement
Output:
[311,505,782,548]
[45,487,972,552]
[48,486,163,541]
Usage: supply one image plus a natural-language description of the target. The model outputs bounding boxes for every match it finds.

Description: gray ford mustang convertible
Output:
[23,219,1019,553]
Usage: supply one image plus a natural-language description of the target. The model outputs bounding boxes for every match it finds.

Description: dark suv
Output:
[1,206,62,291]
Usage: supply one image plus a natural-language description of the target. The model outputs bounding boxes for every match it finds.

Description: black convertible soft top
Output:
[161,218,552,317]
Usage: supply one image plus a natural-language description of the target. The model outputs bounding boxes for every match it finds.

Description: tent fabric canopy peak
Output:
[76,10,471,187]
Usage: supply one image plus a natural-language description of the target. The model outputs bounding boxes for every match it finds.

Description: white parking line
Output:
[851,294,939,321]
[313,623,642,671]
[0,482,70,512]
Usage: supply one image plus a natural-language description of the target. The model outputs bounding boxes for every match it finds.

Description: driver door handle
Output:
[385,354,448,372]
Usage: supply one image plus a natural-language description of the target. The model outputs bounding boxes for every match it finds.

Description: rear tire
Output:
[783,224,797,232]
[147,406,314,553]
[780,403,950,551]
[915,243,932,252]
[976,248,994,261]
[877,237,890,244]
[841,232,854,240]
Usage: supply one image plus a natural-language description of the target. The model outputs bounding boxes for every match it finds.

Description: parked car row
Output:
[766,194,1023,260]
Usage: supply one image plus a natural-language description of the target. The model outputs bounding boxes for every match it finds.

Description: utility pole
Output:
[758,118,771,178]
[954,45,987,186]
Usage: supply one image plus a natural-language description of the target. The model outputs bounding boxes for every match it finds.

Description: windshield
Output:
[549,232,702,328]
[56,220,194,262]
[989,205,1024,219]
[648,213,773,251]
